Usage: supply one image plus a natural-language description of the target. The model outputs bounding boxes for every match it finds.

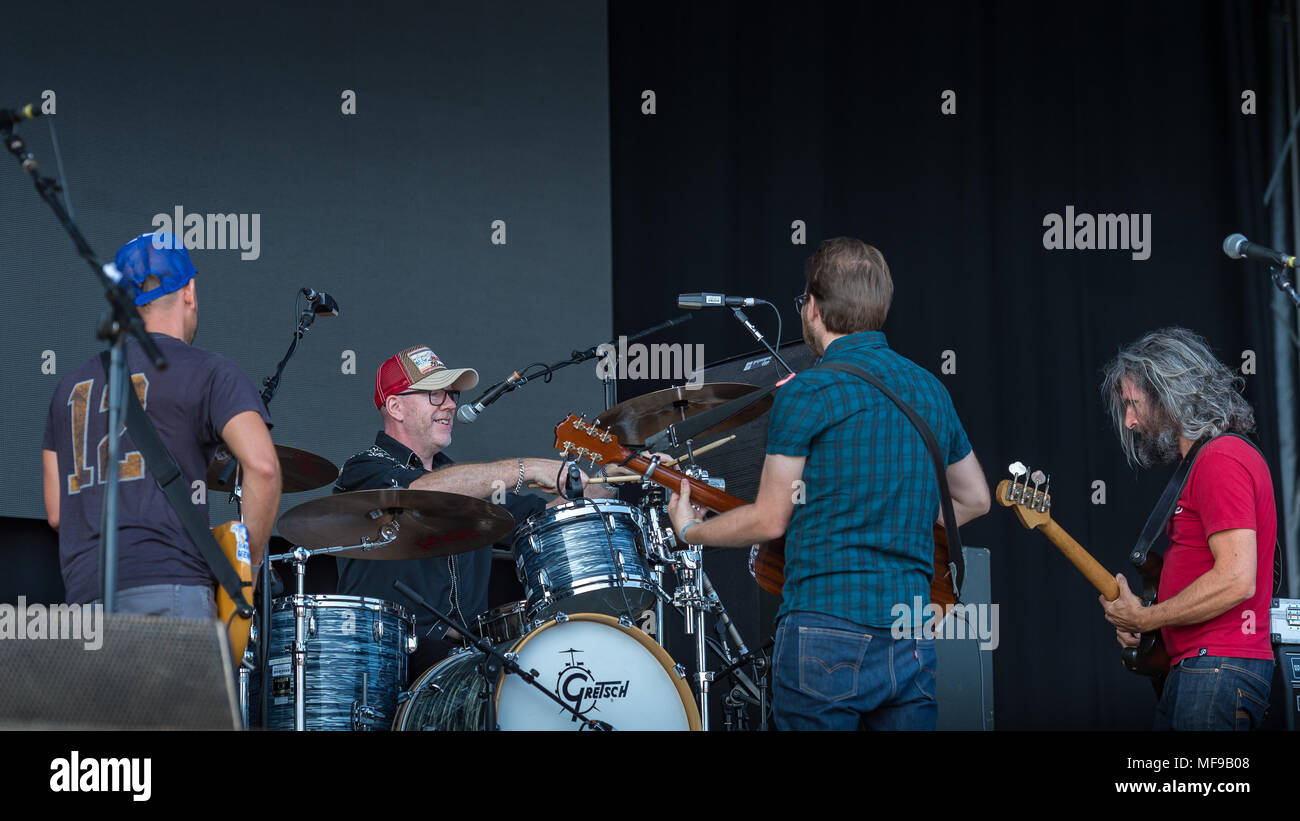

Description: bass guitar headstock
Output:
[995,461,1054,531]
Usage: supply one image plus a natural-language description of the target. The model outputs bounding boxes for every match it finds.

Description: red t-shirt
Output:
[1159,436,1276,664]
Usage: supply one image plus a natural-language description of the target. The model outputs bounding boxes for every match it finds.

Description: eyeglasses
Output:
[794,292,811,313]
[398,389,460,406]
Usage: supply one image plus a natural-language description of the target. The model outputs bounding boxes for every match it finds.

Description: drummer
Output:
[335,345,619,680]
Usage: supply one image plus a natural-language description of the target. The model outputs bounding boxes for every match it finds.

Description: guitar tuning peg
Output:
[1031,470,1046,486]
[1008,461,1027,477]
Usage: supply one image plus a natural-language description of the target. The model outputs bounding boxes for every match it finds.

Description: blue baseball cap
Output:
[113,232,197,306]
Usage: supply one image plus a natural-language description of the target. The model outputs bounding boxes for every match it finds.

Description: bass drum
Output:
[393,613,701,731]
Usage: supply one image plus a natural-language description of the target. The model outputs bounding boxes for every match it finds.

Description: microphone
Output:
[0,103,43,128]
[300,288,340,316]
[1223,234,1297,268]
[456,371,525,423]
[678,292,758,310]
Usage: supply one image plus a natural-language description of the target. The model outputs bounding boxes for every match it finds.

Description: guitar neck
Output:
[1035,519,1120,601]
[617,452,747,512]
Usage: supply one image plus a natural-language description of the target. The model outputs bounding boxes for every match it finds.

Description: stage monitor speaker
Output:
[0,610,240,730]
[1267,597,1300,731]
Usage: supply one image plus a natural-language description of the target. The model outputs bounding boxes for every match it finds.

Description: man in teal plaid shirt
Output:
[669,237,990,730]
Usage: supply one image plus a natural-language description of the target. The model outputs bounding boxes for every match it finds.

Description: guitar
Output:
[995,464,1169,684]
[552,413,958,606]
[212,520,254,666]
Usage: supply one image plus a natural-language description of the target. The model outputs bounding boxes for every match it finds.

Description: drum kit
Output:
[225,382,775,732]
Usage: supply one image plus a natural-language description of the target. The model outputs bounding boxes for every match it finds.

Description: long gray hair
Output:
[1101,327,1255,467]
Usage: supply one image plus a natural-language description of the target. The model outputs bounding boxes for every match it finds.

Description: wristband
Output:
[679,519,703,544]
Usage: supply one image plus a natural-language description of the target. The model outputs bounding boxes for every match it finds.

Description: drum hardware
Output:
[392,580,615,730]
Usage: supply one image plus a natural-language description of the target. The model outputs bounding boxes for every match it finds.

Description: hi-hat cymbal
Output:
[207,444,338,494]
[276,488,514,560]
[595,382,773,446]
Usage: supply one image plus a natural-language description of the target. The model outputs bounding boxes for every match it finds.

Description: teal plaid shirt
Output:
[767,332,972,629]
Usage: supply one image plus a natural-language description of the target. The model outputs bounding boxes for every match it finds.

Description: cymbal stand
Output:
[639,483,675,647]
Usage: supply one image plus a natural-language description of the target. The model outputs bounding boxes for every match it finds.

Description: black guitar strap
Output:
[1128,439,1207,568]
[818,361,966,600]
[1130,432,1282,596]
[99,352,253,617]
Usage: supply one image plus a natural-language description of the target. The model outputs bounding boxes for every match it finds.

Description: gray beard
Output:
[1133,425,1181,467]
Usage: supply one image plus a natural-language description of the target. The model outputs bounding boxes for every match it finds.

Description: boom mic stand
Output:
[3,124,167,614]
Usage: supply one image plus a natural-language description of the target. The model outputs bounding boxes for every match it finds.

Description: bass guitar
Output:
[995,463,1169,684]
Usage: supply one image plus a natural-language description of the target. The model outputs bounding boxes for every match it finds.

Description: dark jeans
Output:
[772,611,938,730]
[1152,655,1273,731]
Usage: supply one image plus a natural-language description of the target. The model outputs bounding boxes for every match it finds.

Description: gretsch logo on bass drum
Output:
[555,647,630,721]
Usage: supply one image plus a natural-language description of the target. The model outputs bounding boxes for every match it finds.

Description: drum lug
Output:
[406,632,419,654]
[537,568,551,594]
[613,550,627,580]
[618,615,634,629]
[555,611,570,624]
[674,663,687,679]
[604,514,616,534]
[307,613,317,639]
[373,619,384,642]
[529,534,541,553]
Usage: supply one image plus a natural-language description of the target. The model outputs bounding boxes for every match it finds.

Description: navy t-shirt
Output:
[41,333,271,603]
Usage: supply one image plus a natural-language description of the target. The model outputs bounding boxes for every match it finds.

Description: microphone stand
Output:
[245,290,331,729]
[462,314,693,418]
[3,124,167,615]
[393,580,613,730]
[731,305,795,376]
[1268,264,1300,309]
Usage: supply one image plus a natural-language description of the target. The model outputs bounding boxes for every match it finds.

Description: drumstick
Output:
[528,434,737,487]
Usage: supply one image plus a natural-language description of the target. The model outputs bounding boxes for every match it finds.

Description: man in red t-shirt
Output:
[1098,328,1275,730]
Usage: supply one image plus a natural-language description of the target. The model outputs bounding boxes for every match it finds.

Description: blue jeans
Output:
[773,611,938,731]
[1152,655,1273,731]
[95,583,217,620]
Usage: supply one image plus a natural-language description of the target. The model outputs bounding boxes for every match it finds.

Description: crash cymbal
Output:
[207,444,337,494]
[594,382,773,446]
[276,488,514,559]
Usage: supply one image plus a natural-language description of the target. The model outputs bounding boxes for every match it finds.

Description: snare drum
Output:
[513,499,657,619]
[251,594,416,731]
[392,613,700,731]
[475,600,532,644]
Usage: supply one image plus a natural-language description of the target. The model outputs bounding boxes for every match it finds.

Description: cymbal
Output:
[207,444,338,494]
[595,382,773,446]
[276,488,514,560]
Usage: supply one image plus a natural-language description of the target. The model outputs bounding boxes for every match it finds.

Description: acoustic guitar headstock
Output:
[553,414,626,467]
[995,461,1054,531]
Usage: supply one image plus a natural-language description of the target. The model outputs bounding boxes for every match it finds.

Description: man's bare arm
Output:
[42,449,60,532]
[944,450,991,527]
[667,454,805,547]
[220,411,281,566]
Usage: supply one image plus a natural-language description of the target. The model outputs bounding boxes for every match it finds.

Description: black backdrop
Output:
[608,0,1293,729]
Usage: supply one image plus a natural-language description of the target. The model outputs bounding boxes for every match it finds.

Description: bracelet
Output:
[513,458,525,495]
[679,519,703,544]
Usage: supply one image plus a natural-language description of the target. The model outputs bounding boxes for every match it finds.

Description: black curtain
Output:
[609,0,1288,729]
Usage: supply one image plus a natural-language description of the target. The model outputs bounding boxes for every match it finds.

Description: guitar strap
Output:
[99,352,253,617]
[818,361,966,600]
[1130,432,1282,596]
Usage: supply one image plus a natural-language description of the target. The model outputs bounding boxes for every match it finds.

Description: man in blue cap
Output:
[41,232,281,618]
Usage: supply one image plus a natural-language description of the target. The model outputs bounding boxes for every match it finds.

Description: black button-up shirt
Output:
[333,431,543,645]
